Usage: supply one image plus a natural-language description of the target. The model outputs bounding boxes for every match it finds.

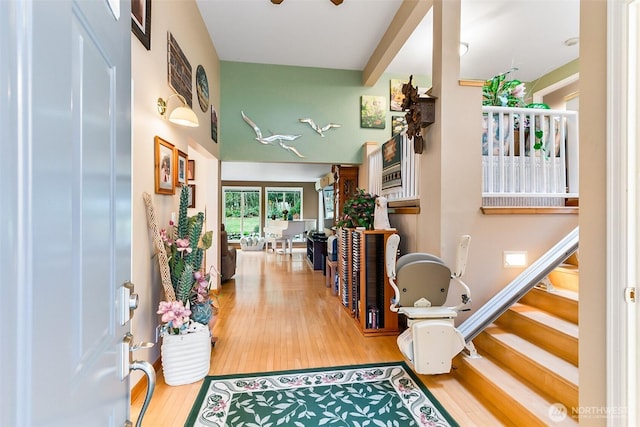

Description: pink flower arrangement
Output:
[193,271,210,303]
[157,300,192,334]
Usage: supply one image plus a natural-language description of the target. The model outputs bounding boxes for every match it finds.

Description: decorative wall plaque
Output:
[196,65,209,113]
[167,32,192,108]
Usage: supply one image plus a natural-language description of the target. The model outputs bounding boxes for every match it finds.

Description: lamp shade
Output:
[169,106,199,127]
[459,42,469,56]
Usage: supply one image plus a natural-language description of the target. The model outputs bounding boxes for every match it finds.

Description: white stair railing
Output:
[482,106,579,204]
[368,133,419,202]
[366,107,579,206]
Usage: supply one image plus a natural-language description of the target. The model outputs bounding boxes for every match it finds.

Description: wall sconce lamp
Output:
[157,93,199,127]
[459,42,469,56]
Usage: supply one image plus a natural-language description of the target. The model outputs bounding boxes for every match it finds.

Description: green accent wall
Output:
[220,61,430,164]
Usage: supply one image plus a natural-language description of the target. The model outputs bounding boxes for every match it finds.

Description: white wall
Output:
[187,144,221,291]
[130,0,221,385]
[578,0,607,421]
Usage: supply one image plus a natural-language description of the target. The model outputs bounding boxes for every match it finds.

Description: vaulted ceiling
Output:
[197,0,580,182]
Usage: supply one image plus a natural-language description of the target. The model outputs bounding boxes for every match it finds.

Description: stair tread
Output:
[533,285,579,303]
[484,325,579,385]
[556,263,579,273]
[510,303,579,338]
[460,355,578,426]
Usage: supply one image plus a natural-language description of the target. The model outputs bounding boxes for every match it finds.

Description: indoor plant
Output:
[158,184,215,327]
[155,184,217,386]
[337,189,377,230]
[482,68,551,154]
[482,68,528,108]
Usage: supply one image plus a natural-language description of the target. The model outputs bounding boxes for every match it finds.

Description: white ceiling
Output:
[198,0,580,182]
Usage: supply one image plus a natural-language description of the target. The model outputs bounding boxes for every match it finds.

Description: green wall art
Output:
[360,95,386,129]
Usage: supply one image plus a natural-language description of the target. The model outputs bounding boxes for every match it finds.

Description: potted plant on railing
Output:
[482,68,551,156]
[142,185,218,386]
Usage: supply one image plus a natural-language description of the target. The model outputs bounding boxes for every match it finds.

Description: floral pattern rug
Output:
[185,362,458,427]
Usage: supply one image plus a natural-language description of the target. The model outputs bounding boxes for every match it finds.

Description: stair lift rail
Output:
[458,226,579,344]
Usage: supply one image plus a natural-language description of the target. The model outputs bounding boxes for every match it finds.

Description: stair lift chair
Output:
[386,234,472,375]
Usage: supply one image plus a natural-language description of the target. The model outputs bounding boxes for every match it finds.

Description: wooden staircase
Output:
[453,254,579,426]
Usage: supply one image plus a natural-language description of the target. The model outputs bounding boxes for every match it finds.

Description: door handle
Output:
[130,359,156,427]
[122,333,156,427]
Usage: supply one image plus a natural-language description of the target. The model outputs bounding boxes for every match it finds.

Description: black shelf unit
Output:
[306,233,327,271]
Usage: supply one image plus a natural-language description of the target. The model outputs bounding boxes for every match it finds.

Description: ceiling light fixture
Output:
[157,93,199,127]
[459,42,469,56]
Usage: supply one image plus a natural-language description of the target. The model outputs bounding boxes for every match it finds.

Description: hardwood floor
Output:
[131,249,508,426]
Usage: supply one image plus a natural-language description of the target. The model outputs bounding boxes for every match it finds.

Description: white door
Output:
[0,0,135,426]
[608,0,640,425]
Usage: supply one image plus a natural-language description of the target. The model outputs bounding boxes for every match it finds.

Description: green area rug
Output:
[185,361,458,427]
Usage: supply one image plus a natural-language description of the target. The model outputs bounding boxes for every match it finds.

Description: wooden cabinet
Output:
[337,228,399,336]
[332,165,358,225]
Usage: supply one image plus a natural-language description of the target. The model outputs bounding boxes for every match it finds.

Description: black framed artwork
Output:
[131,0,151,50]
[187,184,196,208]
[391,115,407,137]
[211,105,218,143]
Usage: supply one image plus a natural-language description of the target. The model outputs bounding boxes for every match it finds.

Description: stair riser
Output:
[520,289,578,324]
[496,310,578,366]
[548,269,579,292]
[475,331,578,409]
[453,356,550,427]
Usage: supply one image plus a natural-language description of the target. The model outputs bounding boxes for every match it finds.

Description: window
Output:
[265,187,304,242]
[223,187,261,241]
[265,187,303,222]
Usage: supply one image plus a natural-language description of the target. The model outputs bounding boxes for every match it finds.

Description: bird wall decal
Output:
[241,111,305,158]
[298,118,341,137]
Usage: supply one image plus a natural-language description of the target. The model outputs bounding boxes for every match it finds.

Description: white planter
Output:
[161,328,211,386]
[240,236,265,251]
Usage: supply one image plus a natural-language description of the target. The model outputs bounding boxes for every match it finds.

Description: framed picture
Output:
[211,105,218,143]
[131,0,151,50]
[154,136,175,195]
[175,149,188,187]
[323,187,334,219]
[360,95,386,129]
[187,184,196,208]
[390,79,406,112]
[391,115,407,137]
[187,160,195,181]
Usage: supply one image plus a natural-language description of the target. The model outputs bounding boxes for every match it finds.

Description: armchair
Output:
[220,224,237,282]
